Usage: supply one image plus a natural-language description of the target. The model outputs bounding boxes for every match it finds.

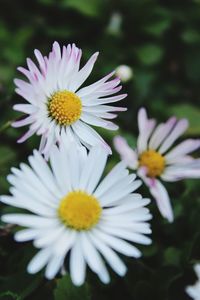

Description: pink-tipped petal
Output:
[138,107,148,132]
[12,116,34,128]
[17,129,35,143]
[70,52,99,92]
[13,104,37,114]
[159,119,189,154]
[80,112,118,131]
[165,139,200,163]
[52,41,61,60]
[113,136,138,169]
[149,117,177,150]
[72,120,112,155]
[137,107,156,153]
[149,179,174,222]
[162,163,200,181]
[137,120,156,154]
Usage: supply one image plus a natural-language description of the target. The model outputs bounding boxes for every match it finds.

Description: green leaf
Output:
[0,273,42,300]
[182,29,200,44]
[0,291,21,300]
[54,275,91,300]
[184,48,200,81]
[0,145,16,168]
[169,104,200,135]
[136,44,164,66]
[164,247,181,266]
[61,0,104,17]
[134,69,156,98]
[144,19,171,37]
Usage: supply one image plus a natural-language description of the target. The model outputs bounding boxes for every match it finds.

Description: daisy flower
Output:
[186,264,200,300]
[114,107,200,222]
[1,144,152,286]
[13,42,127,157]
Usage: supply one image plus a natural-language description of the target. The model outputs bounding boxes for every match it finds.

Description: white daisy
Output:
[1,143,152,286]
[186,264,200,300]
[114,107,200,222]
[13,42,127,157]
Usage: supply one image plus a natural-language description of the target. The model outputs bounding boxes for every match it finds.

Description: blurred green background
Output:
[0,0,200,299]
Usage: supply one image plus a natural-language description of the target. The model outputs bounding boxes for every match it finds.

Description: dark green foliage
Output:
[0,0,200,299]
[54,275,91,300]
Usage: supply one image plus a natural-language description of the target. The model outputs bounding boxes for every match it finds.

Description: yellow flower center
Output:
[48,90,82,125]
[58,191,102,230]
[139,150,165,177]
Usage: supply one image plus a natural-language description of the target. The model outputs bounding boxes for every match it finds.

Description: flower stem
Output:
[0,120,12,134]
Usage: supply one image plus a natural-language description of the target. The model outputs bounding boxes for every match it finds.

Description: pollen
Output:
[58,190,102,231]
[48,90,82,126]
[139,149,165,177]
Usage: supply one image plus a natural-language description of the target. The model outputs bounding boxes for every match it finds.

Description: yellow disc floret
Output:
[139,149,165,177]
[48,90,82,125]
[58,190,102,230]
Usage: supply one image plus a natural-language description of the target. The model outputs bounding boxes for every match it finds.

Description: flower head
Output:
[114,107,200,222]
[115,65,133,83]
[186,264,200,300]
[13,42,127,157]
[1,144,152,286]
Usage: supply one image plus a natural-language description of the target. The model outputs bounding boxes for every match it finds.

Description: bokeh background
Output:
[0,0,200,299]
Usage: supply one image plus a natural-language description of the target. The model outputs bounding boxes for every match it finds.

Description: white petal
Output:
[45,254,65,279]
[14,229,40,242]
[89,232,127,276]
[194,264,200,278]
[0,194,55,217]
[70,237,86,286]
[2,214,58,228]
[17,163,59,205]
[92,228,141,258]
[54,230,77,256]
[99,179,142,207]
[98,225,151,245]
[28,150,60,197]
[102,196,150,214]
[27,247,52,274]
[80,232,110,284]
[79,146,108,193]
[186,282,200,300]
[99,220,152,234]
[33,225,65,248]
[94,161,128,197]
[102,207,152,223]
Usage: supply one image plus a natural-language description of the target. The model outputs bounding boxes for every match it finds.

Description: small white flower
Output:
[186,264,200,300]
[1,144,152,286]
[115,65,133,83]
[114,107,200,222]
[13,42,127,157]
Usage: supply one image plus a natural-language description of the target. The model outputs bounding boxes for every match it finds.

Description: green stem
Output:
[0,120,12,134]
